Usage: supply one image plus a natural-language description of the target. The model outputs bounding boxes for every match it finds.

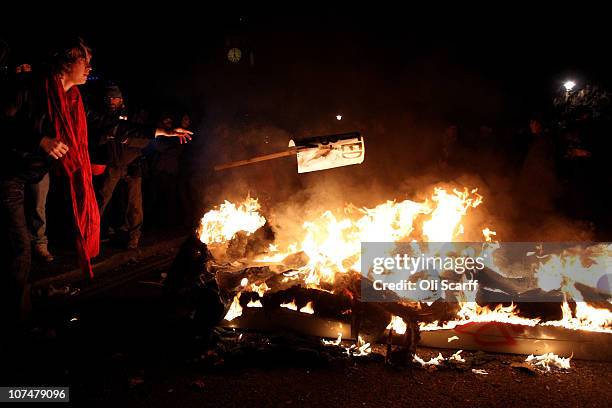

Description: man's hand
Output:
[39,137,69,159]
[155,127,193,144]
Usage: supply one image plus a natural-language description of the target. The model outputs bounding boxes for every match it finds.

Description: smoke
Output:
[175,29,597,243]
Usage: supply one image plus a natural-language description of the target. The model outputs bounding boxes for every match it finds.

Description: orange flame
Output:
[198,197,265,245]
[386,315,408,334]
[257,187,484,287]
[203,185,612,336]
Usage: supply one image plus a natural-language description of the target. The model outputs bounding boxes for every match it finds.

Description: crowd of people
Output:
[436,85,611,227]
[0,37,195,333]
[2,35,611,343]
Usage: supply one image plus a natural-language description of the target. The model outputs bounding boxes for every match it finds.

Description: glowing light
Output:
[224,294,243,321]
[299,301,315,314]
[386,315,407,334]
[201,185,611,338]
[346,336,371,356]
[413,352,445,367]
[322,333,343,346]
[197,197,265,245]
[247,299,263,308]
[564,80,576,91]
[526,353,571,371]
[280,300,298,311]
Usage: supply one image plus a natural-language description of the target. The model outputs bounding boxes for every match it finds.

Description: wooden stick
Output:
[214,149,296,171]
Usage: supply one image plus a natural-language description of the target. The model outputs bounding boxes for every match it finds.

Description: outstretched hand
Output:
[156,127,193,144]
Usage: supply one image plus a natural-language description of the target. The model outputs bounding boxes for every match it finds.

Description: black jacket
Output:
[0,74,53,182]
[87,106,157,171]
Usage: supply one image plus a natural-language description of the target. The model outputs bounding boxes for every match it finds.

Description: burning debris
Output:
[224,294,243,322]
[411,350,472,369]
[345,336,372,357]
[198,197,266,245]
[300,301,315,314]
[413,352,445,367]
[386,315,408,335]
[449,350,466,363]
[167,182,611,366]
[280,300,298,311]
[247,299,263,308]
[526,353,572,372]
[322,333,343,346]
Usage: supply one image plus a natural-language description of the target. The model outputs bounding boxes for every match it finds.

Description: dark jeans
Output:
[97,167,143,242]
[0,179,32,327]
[26,172,50,245]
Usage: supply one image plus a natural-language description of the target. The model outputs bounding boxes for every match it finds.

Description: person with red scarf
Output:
[0,37,96,329]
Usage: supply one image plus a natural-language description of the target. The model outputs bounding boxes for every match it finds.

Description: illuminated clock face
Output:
[228,48,242,63]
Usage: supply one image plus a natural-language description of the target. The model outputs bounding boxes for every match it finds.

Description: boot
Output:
[126,236,139,250]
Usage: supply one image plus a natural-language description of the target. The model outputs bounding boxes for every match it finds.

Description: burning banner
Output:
[214,132,365,174]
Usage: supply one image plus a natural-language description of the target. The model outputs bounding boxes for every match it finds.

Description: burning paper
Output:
[525,353,571,371]
[198,197,265,245]
[250,282,270,297]
[322,333,343,346]
[246,299,263,308]
[345,336,371,357]
[449,350,465,363]
[280,300,298,311]
[386,315,408,335]
[299,301,315,314]
[413,353,445,367]
[224,294,243,321]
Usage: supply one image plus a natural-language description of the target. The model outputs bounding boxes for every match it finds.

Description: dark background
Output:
[2,9,611,234]
[3,10,610,128]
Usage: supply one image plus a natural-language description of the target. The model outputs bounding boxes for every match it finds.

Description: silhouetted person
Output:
[13,63,56,262]
[153,112,194,228]
[517,116,559,218]
[88,86,192,249]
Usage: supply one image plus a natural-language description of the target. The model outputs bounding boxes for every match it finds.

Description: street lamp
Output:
[336,114,342,121]
[563,80,576,92]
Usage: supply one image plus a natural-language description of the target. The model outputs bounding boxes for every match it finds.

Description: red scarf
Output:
[46,75,100,278]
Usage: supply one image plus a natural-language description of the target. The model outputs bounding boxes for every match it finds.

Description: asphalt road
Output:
[4,262,611,408]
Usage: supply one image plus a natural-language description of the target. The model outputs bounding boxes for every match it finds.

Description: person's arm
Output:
[0,79,68,159]
[0,80,29,149]
[114,119,193,144]
[153,127,193,144]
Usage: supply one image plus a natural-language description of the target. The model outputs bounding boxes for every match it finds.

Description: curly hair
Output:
[48,36,91,75]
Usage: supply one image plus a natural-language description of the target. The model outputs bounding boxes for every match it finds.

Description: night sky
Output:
[2,9,611,205]
[3,11,610,126]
